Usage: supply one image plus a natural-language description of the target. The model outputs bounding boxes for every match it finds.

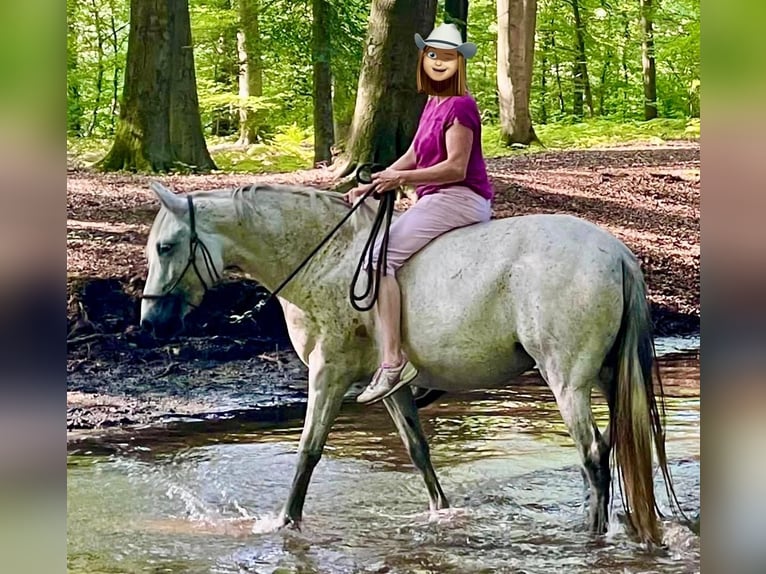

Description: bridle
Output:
[141,195,222,308]
[141,165,392,318]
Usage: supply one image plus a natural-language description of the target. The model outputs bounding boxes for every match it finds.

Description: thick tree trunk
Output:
[67,0,83,136]
[571,0,593,119]
[237,0,263,145]
[444,0,468,41]
[497,0,538,145]
[640,0,658,119]
[168,0,215,168]
[312,0,334,165]
[99,0,215,172]
[336,0,438,176]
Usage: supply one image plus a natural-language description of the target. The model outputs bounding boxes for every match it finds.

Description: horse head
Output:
[140,182,224,338]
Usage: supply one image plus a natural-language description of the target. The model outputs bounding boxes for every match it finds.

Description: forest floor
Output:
[67,141,700,435]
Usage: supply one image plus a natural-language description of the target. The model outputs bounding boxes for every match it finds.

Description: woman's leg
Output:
[376,275,403,366]
[357,188,491,404]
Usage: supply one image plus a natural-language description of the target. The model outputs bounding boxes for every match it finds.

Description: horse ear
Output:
[149,181,188,217]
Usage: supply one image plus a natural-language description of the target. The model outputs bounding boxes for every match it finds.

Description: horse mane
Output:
[193,183,378,230]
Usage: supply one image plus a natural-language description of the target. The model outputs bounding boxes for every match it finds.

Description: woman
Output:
[345,23,493,405]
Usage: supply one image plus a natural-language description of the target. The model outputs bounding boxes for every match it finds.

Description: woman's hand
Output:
[371,169,405,194]
[343,182,375,204]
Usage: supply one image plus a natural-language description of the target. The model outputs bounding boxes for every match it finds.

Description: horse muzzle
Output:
[140,295,186,338]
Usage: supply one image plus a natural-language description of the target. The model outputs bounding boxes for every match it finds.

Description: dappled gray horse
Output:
[140,182,678,544]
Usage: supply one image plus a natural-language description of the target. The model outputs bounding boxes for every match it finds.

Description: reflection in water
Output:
[68,353,700,573]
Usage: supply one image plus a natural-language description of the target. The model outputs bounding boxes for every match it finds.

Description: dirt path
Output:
[67,142,699,434]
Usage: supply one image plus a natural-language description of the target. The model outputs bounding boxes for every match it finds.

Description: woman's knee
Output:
[371,248,403,277]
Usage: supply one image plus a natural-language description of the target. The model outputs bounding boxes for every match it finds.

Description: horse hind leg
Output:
[579,418,612,513]
[546,372,611,534]
[582,418,611,535]
[383,387,449,511]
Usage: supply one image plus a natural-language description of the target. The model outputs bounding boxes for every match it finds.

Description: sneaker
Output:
[356,357,418,405]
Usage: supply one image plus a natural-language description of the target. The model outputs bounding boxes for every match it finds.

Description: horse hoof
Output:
[584,512,608,536]
[277,513,302,532]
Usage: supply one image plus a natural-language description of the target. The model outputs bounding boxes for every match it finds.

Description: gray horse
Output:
[140,182,679,544]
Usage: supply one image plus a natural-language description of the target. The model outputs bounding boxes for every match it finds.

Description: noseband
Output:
[141,195,222,307]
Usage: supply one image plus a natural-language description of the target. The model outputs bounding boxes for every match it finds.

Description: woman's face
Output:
[422,47,459,82]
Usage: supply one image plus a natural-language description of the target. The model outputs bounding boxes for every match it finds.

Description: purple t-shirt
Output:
[412,93,493,200]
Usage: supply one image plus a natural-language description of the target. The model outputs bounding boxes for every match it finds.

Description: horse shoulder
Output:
[278,299,319,366]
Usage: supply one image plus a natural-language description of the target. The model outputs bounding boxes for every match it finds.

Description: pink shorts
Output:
[371,186,492,275]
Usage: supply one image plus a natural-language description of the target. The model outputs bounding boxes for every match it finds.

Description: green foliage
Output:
[67,0,699,166]
[524,0,700,123]
[66,0,129,137]
[464,0,499,123]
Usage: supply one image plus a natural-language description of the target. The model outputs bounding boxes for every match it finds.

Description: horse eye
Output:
[157,243,174,255]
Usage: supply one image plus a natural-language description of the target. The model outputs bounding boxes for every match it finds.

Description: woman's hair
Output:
[416,50,467,97]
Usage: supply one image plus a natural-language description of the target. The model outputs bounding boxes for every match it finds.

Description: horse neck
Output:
[209,188,365,301]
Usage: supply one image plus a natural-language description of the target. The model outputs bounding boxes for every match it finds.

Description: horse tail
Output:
[610,257,677,545]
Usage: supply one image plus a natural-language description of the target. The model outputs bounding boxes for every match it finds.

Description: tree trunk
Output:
[444,0,468,41]
[497,0,538,145]
[89,0,105,136]
[540,27,550,124]
[332,74,352,145]
[237,0,263,145]
[98,0,215,172]
[598,49,612,116]
[551,21,565,115]
[312,0,334,165]
[108,0,121,131]
[336,0,438,176]
[571,0,593,119]
[67,0,83,136]
[621,9,630,120]
[640,0,658,119]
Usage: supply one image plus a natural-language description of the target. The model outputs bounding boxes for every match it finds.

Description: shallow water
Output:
[68,347,700,574]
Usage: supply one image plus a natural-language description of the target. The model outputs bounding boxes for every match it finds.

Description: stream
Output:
[68,337,700,574]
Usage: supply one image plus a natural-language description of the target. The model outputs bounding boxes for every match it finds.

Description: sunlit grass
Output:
[68,118,699,173]
[67,124,314,174]
[209,124,314,173]
[482,117,699,158]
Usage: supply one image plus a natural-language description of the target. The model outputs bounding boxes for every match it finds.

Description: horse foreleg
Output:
[279,351,349,529]
[383,387,449,511]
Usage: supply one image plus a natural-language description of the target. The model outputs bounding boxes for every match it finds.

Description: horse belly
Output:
[401,281,535,390]
[409,346,535,391]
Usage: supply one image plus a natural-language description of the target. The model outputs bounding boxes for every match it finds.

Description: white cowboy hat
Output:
[414,23,477,59]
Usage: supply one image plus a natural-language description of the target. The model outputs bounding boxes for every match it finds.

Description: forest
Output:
[66,0,700,173]
[65,6,702,567]
[67,0,700,435]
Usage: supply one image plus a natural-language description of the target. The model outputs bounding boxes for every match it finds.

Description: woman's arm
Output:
[344,142,417,203]
[371,121,473,191]
[387,142,417,171]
